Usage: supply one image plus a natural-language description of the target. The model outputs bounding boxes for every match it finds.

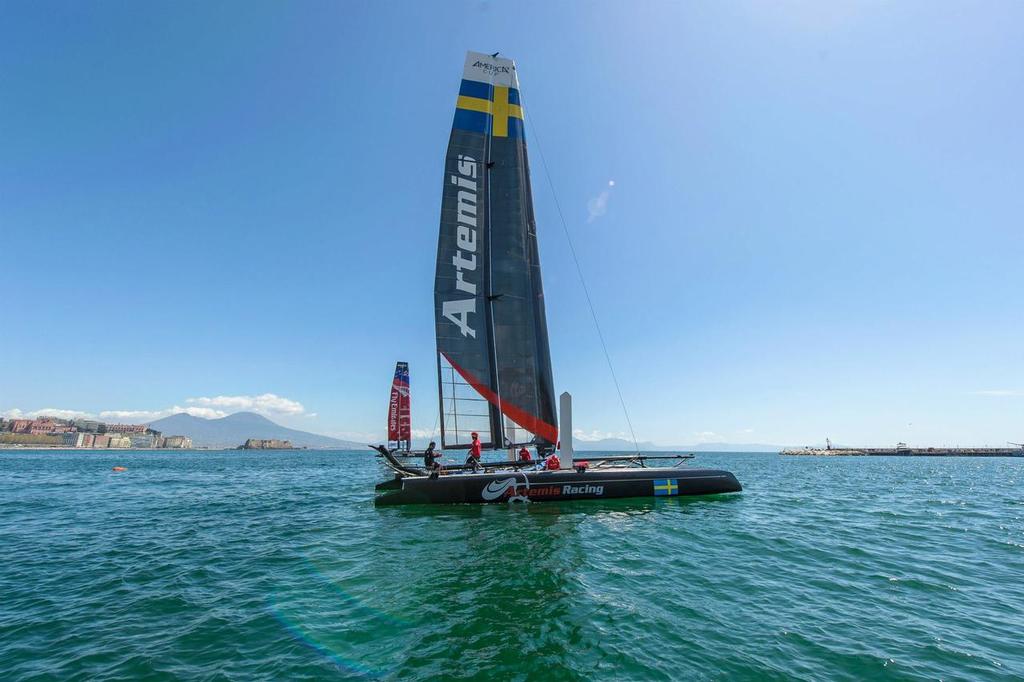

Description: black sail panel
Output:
[434,56,499,450]
[434,51,557,451]
[488,110,557,447]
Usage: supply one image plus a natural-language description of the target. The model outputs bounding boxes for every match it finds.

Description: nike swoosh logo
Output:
[481,477,516,501]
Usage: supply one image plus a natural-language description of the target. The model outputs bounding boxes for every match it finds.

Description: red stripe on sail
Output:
[441,351,558,444]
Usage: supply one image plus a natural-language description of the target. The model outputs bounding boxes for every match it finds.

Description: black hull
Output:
[374,467,741,506]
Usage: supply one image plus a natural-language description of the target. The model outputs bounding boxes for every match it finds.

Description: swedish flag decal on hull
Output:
[653,479,679,496]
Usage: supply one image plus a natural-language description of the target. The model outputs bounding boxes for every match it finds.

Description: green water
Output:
[1,450,1022,680]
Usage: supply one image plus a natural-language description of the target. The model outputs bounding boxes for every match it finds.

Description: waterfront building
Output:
[73,419,102,433]
[61,432,79,447]
[92,434,111,448]
[81,434,95,447]
[26,418,73,435]
[108,435,131,448]
[128,433,159,448]
[242,438,294,449]
[163,435,193,449]
[9,420,32,434]
[106,424,147,434]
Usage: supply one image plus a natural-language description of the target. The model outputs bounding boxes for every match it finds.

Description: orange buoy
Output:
[112,466,127,472]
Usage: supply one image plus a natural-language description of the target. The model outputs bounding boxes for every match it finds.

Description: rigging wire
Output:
[522,103,641,455]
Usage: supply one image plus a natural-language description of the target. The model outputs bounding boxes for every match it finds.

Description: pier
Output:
[781,445,1024,457]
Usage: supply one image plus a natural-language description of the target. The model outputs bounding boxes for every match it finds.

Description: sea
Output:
[1,449,1022,681]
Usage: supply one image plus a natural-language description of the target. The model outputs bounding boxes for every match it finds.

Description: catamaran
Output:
[374,51,741,505]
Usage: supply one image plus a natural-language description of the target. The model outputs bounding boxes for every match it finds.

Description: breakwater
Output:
[781,447,1024,457]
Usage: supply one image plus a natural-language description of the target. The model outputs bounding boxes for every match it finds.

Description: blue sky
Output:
[2,1,1021,446]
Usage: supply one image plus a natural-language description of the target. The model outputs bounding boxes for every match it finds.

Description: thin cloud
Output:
[99,406,229,421]
[186,393,306,416]
[973,389,1024,397]
[1,407,92,420]
[3,392,309,424]
[331,430,381,443]
[572,428,628,442]
[586,180,615,223]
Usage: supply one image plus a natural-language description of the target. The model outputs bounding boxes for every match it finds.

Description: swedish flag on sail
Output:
[653,479,679,496]
[453,79,525,139]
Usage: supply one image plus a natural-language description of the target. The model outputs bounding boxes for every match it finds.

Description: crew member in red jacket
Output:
[465,431,482,472]
[518,446,532,462]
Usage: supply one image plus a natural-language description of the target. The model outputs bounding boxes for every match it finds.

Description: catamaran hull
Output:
[374,467,741,506]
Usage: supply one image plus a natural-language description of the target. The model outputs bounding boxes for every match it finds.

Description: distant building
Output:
[92,434,111,448]
[10,420,32,434]
[128,433,160,448]
[61,432,79,446]
[163,435,193,449]
[242,438,294,450]
[106,424,147,434]
[81,434,95,448]
[73,419,102,433]
[26,418,73,435]
[108,435,132,448]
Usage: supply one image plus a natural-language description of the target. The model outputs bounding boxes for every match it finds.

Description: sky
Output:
[1,1,1022,447]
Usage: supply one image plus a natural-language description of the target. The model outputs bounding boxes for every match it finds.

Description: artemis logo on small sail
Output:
[442,155,479,338]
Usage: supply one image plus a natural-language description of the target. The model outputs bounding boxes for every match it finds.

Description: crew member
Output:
[544,452,561,470]
[518,446,532,463]
[465,431,482,472]
[423,441,441,479]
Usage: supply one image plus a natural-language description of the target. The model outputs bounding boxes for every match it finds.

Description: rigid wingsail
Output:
[386,361,411,453]
[434,51,556,453]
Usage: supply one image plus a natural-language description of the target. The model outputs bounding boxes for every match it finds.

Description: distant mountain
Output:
[573,437,784,453]
[572,437,660,452]
[147,412,364,450]
[406,435,783,453]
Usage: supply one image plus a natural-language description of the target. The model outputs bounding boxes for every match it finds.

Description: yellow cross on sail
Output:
[456,86,524,138]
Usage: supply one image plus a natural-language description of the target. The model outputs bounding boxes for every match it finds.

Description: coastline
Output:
[781,447,1024,457]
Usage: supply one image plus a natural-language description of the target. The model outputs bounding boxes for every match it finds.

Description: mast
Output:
[483,97,505,450]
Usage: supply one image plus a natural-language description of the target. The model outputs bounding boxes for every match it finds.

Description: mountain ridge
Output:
[404,436,785,452]
[147,412,364,450]
[571,437,785,452]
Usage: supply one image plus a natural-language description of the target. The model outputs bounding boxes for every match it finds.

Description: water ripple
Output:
[1,450,1023,680]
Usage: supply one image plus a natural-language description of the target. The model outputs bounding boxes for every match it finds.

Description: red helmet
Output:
[471,431,478,438]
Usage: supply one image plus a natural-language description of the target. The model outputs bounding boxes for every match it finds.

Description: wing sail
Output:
[387,361,411,448]
[434,52,557,451]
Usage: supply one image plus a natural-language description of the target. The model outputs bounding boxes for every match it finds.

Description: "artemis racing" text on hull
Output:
[480,477,605,501]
